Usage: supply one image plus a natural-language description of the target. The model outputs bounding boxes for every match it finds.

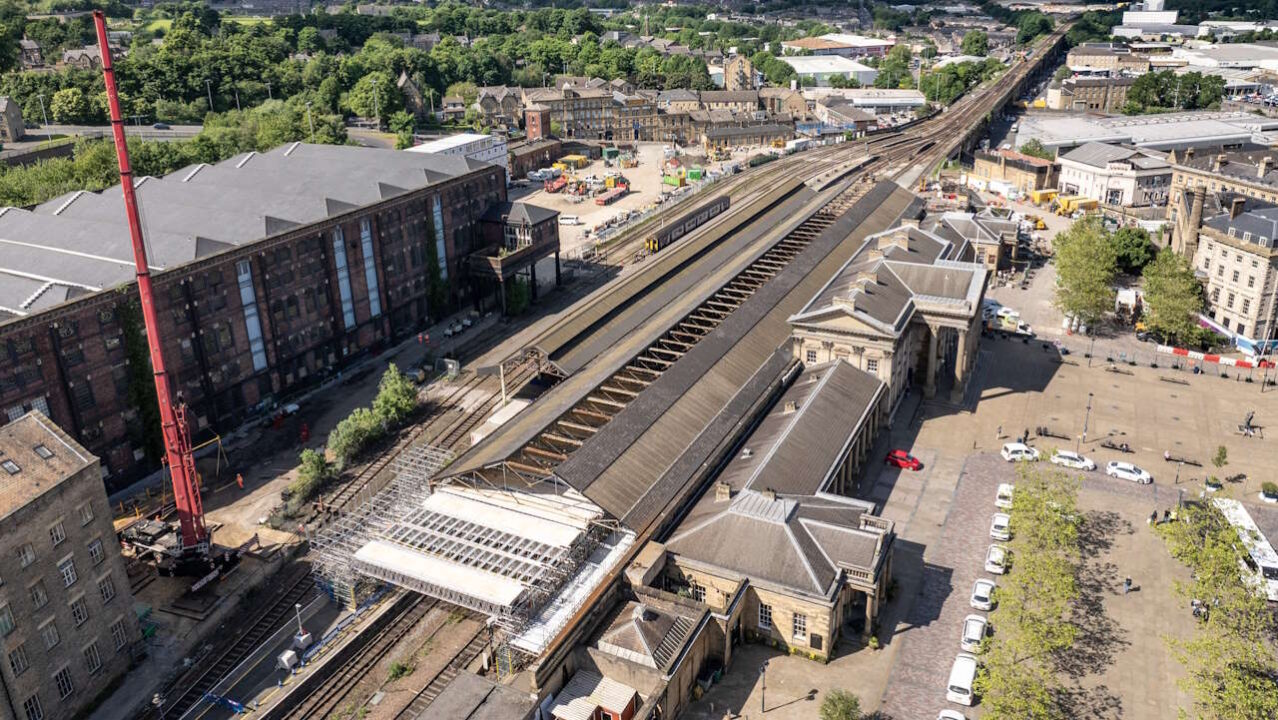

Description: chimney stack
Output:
[1231,196,1246,219]
[1213,154,1226,173]
[783,400,798,414]
[1185,147,1195,159]
[1261,156,1274,179]
[715,481,732,502]
[760,487,777,502]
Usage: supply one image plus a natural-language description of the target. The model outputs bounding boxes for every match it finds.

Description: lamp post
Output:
[1077,391,1093,452]
[294,603,304,634]
[1087,333,1096,367]
[205,79,214,111]
[35,93,51,145]
[266,81,272,100]
[759,659,769,713]
[305,101,315,143]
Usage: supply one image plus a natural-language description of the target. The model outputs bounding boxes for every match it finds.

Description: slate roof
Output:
[0,143,488,321]
[1202,196,1278,248]
[595,597,702,674]
[1061,142,1168,170]
[930,210,1018,248]
[548,671,637,720]
[417,671,535,720]
[481,201,559,226]
[699,90,760,105]
[1172,148,1278,189]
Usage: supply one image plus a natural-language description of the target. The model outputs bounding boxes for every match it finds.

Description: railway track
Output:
[159,565,316,719]
[274,593,437,720]
[393,624,490,719]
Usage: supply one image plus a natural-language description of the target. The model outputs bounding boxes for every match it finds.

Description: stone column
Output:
[924,326,939,398]
[950,328,968,403]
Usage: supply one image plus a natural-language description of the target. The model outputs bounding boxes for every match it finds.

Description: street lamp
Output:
[305,101,315,143]
[759,659,769,713]
[205,79,214,111]
[35,93,51,145]
[1077,391,1093,452]
[294,603,304,634]
[266,81,272,100]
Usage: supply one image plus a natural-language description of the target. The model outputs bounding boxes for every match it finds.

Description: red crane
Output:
[94,11,209,556]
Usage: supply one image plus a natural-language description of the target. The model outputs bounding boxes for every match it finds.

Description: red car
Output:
[885,449,922,471]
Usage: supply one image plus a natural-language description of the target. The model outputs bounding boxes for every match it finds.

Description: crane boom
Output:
[93,11,207,552]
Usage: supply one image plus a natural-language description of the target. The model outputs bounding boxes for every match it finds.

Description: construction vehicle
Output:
[545,176,568,193]
[93,11,241,579]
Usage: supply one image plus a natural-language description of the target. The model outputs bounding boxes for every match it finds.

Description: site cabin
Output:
[561,154,590,169]
[595,185,628,205]
[1029,188,1058,205]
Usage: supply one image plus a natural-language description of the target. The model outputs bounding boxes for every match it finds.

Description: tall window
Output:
[110,618,129,651]
[83,642,101,674]
[431,196,449,280]
[22,694,42,720]
[48,521,65,547]
[236,260,268,372]
[9,643,27,676]
[70,598,88,627]
[792,613,808,642]
[332,228,357,329]
[39,621,58,650]
[53,666,73,699]
[691,583,705,603]
[78,503,94,526]
[58,558,77,588]
[18,543,35,568]
[87,539,104,566]
[758,603,773,630]
[0,605,13,636]
[98,574,116,605]
[360,220,382,319]
[29,581,47,610]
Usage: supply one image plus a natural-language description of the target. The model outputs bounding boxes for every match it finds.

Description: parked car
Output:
[990,513,1011,541]
[985,544,1009,574]
[1014,321,1035,337]
[152,122,170,130]
[1106,461,1153,484]
[970,578,997,611]
[885,449,923,471]
[1050,450,1096,471]
[1000,442,1040,463]
[947,653,980,706]
[995,482,1014,509]
[937,712,968,720]
[960,614,988,653]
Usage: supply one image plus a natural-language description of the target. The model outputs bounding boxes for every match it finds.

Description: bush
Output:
[373,364,419,428]
[819,689,861,720]
[1263,482,1278,498]
[327,406,385,466]
[387,661,413,681]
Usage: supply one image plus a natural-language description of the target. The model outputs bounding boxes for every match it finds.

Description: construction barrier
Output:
[1155,344,1275,369]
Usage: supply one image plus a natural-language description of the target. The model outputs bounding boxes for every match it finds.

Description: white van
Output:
[947,653,979,705]
[559,215,581,226]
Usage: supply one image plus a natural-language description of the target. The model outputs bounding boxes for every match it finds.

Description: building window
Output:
[1248,276,1256,288]
[53,666,73,699]
[18,543,36,568]
[98,574,116,605]
[83,642,101,674]
[1233,270,1240,282]
[758,603,773,630]
[1217,266,1224,277]
[331,228,357,330]
[1211,288,1220,303]
[70,598,88,627]
[49,521,65,547]
[866,358,878,373]
[22,694,42,720]
[110,618,128,651]
[78,503,94,526]
[360,220,383,319]
[0,604,13,635]
[235,260,268,372]
[29,580,47,610]
[58,558,76,588]
[1243,299,1252,314]
[806,350,817,364]
[9,643,27,676]
[793,613,808,642]
[691,583,705,603]
[87,539,104,566]
[1227,293,1236,309]
[39,621,58,649]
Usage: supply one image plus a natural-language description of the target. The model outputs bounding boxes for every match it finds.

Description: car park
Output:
[1106,461,1153,484]
[960,614,988,653]
[985,544,1009,574]
[990,513,1011,541]
[885,449,923,471]
[947,653,980,705]
[1050,450,1096,471]
[1000,442,1040,462]
[995,482,1014,509]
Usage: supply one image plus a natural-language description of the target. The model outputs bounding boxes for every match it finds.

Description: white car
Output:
[990,513,1011,541]
[1051,450,1096,471]
[1106,461,1153,485]
[1014,321,1035,337]
[985,544,1009,574]
[960,614,989,653]
[995,482,1014,509]
[970,578,997,611]
[996,306,1019,321]
[1000,442,1040,463]
[948,653,979,706]
[937,712,967,720]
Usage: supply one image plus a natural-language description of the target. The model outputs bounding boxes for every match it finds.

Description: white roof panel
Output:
[354,539,526,607]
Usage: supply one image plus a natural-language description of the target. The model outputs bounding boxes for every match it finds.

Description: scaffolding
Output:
[311,444,453,608]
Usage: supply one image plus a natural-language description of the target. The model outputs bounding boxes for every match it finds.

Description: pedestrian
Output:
[236,473,244,490]
[996,424,1003,440]
[1123,577,1132,594]
[1148,509,1157,526]
[1163,509,1171,523]
[1023,428,1030,443]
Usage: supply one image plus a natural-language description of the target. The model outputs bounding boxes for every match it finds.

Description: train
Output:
[644,194,731,254]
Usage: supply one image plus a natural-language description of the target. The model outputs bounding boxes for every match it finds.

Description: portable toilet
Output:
[278,649,299,672]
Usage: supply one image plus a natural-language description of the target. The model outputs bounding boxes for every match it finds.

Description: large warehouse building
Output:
[0,143,558,485]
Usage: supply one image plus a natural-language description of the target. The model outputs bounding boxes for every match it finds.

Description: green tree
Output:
[1141,247,1203,343]
[1053,65,1072,82]
[372,364,419,428]
[49,87,94,124]
[1111,226,1154,274]
[873,44,914,89]
[961,29,989,56]
[818,689,861,720]
[1018,138,1054,161]
[297,26,326,54]
[1212,444,1227,471]
[327,406,384,467]
[1053,214,1117,324]
[287,448,335,510]
[345,70,401,122]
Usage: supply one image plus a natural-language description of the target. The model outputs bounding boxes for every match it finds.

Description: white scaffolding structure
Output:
[311,444,454,608]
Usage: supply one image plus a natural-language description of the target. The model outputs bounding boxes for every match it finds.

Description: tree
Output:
[1141,247,1203,343]
[1212,445,1228,472]
[1053,215,1117,324]
[1111,226,1154,274]
[297,26,326,54]
[961,29,989,56]
[345,70,401,122]
[287,448,335,510]
[1053,65,1071,83]
[327,406,384,467]
[873,44,914,89]
[50,87,95,124]
[1018,138,1053,161]
[818,690,861,720]
[372,363,419,428]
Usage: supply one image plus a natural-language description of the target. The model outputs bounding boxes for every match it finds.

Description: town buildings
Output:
[723,54,757,92]
[1057,142,1172,207]
[0,412,138,720]
[1046,76,1136,113]
[1016,111,1278,153]
[969,148,1059,196]
[780,33,894,58]
[779,56,879,87]
[407,133,510,180]
[17,39,42,70]
[0,144,554,485]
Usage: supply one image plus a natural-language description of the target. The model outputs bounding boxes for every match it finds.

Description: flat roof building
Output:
[778,55,878,87]
[1057,142,1172,207]
[407,132,509,180]
[1017,111,1278,152]
[780,33,894,58]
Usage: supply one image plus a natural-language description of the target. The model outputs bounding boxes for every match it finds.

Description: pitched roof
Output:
[699,89,759,104]
[595,597,701,673]
[1061,142,1168,169]
[548,671,637,720]
[481,201,559,226]
[1202,195,1278,248]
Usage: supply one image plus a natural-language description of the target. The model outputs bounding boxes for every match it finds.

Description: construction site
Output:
[37,14,1070,720]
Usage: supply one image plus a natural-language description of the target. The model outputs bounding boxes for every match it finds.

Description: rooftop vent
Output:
[715,481,733,502]
[760,487,777,502]
[632,604,657,623]
[783,400,798,414]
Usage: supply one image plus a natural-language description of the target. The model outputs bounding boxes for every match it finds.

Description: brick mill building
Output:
[0,143,557,486]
